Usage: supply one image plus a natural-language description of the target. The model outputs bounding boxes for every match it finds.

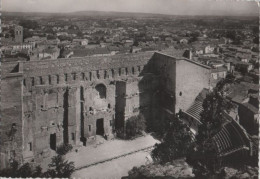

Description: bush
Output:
[56,143,73,156]
[125,114,146,139]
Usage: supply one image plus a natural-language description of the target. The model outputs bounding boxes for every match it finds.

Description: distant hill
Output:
[2,10,258,18]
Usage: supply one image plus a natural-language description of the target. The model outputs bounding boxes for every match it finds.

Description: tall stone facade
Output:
[0,51,210,168]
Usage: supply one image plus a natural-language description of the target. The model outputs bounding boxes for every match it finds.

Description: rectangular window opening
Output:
[28,142,32,151]
[71,133,75,141]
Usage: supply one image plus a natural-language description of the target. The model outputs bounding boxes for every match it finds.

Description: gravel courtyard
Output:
[72,150,150,178]
[66,134,159,169]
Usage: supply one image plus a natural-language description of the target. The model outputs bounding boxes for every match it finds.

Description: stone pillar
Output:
[42,76,48,85]
[51,75,57,85]
[67,87,81,146]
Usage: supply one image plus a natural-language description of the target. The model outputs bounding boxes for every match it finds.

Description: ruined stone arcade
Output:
[0,51,211,168]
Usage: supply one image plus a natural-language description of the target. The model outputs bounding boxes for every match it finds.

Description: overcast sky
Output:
[2,0,259,16]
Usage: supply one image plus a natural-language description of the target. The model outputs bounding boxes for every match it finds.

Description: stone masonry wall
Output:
[175,59,210,112]
[0,74,24,169]
[0,51,211,168]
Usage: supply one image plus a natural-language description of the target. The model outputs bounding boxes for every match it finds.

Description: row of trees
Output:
[0,144,75,178]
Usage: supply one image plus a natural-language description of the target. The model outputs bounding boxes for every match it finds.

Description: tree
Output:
[189,31,200,43]
[152,114,193,164]
[44,155,75,178]
[125,114,146,139]
[17,163,34,178]
[226,30,236,41]
[47,34,56,40]
[58,35,72,42]
[252,26,259,35]
[9,29,15,38]
[0,161,39,178]
[0,160,19,177]
[77,31,84,38]
[32,165,43,178]
[127,158,194,178]
[45,27,55,34]
[133,40,139,46]
[0,155,75,178]
[19,20,39,30]
[23,28,33,39]
[187,78,234,178]
[253,36,259,44]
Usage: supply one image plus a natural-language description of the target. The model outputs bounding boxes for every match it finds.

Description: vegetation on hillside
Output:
[152,114,193,164]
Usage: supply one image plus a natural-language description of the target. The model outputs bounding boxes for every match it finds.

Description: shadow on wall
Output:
[114,55,157,139]
[138,54,171,136]
[137,54,176,138]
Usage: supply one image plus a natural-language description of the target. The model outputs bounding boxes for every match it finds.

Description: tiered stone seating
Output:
[213,119,250,157]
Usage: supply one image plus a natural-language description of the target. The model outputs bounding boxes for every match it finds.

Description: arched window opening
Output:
[39,76,43,85]
[89,72,92,81]
[48,75,51,85]
[104,70,107,79]
[56,75,59,84]
[111,69,115,78]
[95,84,106,99]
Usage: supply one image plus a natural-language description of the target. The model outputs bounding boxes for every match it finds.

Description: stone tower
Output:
[15,25,23,43]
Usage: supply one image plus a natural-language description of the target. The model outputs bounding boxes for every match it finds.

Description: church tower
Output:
[15,25,23,43]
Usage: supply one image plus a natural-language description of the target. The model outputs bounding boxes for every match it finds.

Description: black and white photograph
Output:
[0,0,259,178]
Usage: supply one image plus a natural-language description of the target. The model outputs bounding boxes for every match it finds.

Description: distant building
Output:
[24,36,47,45]
[235,62,253,73]
[238,94,259,136]
[210,67,228,87]
[72,39,88,46]
[179,38,188,44]
[204,45,215,54]
[15,25,23,43]
[38,46,60,60]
